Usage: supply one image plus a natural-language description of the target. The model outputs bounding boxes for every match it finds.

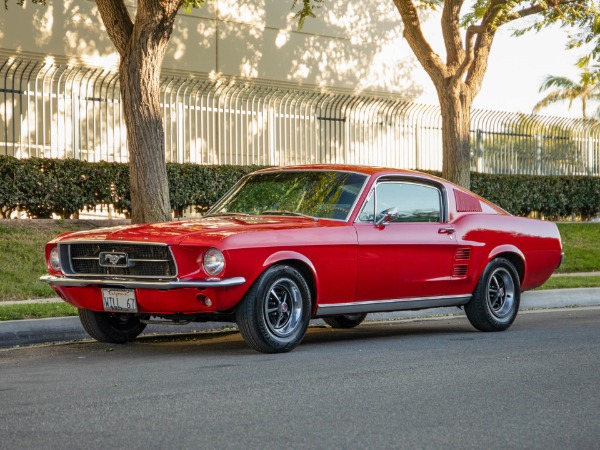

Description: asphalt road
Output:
[1,307,599,449]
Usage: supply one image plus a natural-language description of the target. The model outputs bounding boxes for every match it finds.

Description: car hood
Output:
[54,216,329,245]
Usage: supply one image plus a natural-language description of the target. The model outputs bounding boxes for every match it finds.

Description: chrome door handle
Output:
[438,227,456,235]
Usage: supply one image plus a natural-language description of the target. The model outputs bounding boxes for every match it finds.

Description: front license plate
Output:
[101,288,138,313]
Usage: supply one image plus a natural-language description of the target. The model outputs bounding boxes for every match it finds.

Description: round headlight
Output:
[49,246,61,272]
[203,248,225,277]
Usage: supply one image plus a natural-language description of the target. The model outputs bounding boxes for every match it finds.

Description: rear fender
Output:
[486,245,526,285]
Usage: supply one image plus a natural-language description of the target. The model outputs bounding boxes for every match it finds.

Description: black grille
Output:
[65,243,177,278]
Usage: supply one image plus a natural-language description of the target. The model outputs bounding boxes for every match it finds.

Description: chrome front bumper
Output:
[40,274,246,290]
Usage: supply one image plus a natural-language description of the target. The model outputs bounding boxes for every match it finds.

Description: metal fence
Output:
[2,56,600,176]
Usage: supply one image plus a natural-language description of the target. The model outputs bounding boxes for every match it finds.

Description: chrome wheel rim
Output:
[264,278,303,338]
[486,267,515,318]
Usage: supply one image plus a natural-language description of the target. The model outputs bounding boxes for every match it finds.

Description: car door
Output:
[354,178,460,302]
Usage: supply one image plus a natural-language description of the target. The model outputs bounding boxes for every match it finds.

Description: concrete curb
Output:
[1,288,599,349]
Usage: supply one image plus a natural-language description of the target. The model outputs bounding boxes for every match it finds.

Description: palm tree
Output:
[533,66,600,119]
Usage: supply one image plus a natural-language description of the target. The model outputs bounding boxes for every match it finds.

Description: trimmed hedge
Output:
[0,156,262,219]
[425,171,600,220]
[470,172,600,220]
[167,163,263,216]
[1,155,598,219]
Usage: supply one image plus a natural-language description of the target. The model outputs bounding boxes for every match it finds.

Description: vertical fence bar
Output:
[2,56,600,176]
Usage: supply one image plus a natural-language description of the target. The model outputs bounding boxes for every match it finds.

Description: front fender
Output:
[263,251,317,275]
[262,251,320,313]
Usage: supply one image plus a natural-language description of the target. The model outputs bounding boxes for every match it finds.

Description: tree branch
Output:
[95,0,134,57]
[465,31,495,95]
[393,0,447,81]
[462,1,511,93]
[441,0,465,69]
[501,0,582,24]
[452,25,480,85]
[462,0,582,92]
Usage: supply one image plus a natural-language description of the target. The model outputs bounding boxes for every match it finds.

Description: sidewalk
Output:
[1,288,599,349]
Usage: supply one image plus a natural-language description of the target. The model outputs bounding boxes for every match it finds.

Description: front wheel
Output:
[323,313,367,329]
[78,309,147,343]
[465,258,520,332]
[236,265,312,353]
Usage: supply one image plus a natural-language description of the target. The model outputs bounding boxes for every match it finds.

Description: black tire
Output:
[323,313,367,329]
[78,309,147,343]
[465,257,521,332]
[236,265,312,353]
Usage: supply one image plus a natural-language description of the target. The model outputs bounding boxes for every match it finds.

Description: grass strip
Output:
[555,223,600,273]
[0,302,78,321]
[0,221,96,301]
[536,276,600,290]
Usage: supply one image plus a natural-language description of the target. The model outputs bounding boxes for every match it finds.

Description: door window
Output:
[359,181,442,223]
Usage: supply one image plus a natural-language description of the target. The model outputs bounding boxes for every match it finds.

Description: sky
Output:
[415,18,591,119]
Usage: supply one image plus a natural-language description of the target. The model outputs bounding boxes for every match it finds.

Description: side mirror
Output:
[375,207,398,226]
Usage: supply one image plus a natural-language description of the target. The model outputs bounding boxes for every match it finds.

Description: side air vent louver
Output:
[453,265,468,277]
[455,248,471,261]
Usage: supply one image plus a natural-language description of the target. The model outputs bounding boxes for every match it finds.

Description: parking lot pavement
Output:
[1,288,599,349]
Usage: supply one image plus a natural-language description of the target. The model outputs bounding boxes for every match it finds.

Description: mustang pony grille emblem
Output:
[99,252,129,268]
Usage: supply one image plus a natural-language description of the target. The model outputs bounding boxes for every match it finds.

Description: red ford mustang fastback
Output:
[42,165,563,353]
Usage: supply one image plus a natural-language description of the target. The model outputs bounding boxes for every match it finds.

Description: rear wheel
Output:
[323,313,367,329]
[465,258,520,332]
[236,265,311,353]
[78,309,146,343]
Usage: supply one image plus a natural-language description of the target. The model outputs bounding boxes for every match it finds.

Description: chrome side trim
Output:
[58,240,170,245]
[40,274,246,290]
[315,294,471,316]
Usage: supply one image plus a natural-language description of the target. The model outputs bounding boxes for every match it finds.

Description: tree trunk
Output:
[438,83,473,190]
[120,19,173,224]
[120,50,171,224]
[95,0,182,224]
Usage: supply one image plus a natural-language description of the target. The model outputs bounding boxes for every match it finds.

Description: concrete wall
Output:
[0,0,422,98]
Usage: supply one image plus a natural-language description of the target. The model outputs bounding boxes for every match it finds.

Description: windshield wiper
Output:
[261,210,318,222]
[203,212,251,218]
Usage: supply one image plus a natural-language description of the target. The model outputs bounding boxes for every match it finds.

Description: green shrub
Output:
[0,155,598,219]
[167,163,261,216]
[469,173,600,219]
[0,156,265,219]
[0,156,20,218]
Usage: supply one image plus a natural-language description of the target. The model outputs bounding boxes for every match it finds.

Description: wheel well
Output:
[494,252,525,286]
[273,259,317,311]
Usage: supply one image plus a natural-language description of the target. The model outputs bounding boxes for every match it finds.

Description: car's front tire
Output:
[323,313,367,329]
[236,265,312,353]
[465,257,520,332]
[78,309,147,343]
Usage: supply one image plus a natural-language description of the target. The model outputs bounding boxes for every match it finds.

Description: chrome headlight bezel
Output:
[203,248,225,277]
[49,246,61,272]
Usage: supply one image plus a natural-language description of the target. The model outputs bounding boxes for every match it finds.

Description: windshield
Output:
[207,170,368,221]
